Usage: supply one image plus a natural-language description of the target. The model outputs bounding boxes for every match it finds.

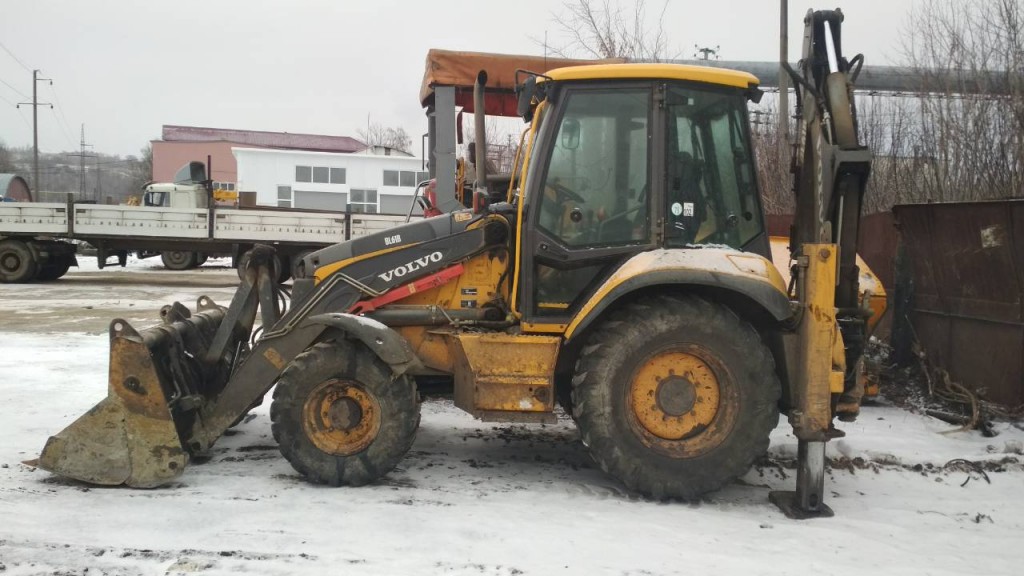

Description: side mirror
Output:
[516,76,537,121]
[561,118,581,150]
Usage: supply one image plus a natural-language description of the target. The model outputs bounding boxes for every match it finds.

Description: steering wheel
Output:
[550,181,585,204]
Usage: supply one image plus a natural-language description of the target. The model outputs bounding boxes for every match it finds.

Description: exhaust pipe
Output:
[473,70,488,212]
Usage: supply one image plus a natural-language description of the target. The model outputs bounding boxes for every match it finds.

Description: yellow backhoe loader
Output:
[31,9,879,518]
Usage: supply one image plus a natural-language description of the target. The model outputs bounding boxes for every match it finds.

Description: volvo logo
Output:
[378,251,443,282]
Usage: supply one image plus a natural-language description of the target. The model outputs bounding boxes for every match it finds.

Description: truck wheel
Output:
[571,294,780,500]
[0,239,39,283]
[271,340,419,486]
[291,250,314,279]
[35,260,72,281]
[276,256,292,284]
[161,250,198,270]
[237,250,283,283]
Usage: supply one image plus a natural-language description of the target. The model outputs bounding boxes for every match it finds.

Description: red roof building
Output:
[151,125,365,187]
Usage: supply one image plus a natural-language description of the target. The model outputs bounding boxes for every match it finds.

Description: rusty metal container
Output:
[893,200,1024,407]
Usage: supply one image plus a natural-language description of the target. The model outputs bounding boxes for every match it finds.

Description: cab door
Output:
[518,84,660,327]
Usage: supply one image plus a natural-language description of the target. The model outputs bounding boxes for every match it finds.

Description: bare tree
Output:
[898,0,1024,204]
[0,141,15,174]
[547,0,671,61]
[358,122,412,154]
[461,116,526,174]
[127,144,153,192]
[755,0,1024,216]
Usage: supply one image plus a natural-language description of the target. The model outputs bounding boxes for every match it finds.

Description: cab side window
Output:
[538,89,650,248]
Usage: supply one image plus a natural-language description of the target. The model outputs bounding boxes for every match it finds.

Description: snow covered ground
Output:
[1,258,1023,575]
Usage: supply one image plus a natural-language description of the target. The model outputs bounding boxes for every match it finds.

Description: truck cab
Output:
[143,183,209,209]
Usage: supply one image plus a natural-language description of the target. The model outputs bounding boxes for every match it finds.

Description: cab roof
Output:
[546,63,760,89]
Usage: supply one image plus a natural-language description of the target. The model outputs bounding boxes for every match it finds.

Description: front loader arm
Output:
[189,220,503,454]
[34,216,507,488]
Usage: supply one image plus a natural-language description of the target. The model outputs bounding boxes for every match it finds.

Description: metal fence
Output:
[892,200,1024,407]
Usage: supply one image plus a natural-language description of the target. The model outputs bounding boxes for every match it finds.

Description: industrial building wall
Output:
[233,147,426,215]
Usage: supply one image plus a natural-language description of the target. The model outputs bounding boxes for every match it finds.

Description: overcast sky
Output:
[0,0,913,158]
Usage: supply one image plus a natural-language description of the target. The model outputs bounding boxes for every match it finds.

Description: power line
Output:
[15,106,33,131]
[0,40,32,73]
[0,76,29,100]
[0,91,18,108]
[46,83,77,150]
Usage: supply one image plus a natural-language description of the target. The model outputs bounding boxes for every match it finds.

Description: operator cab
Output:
[515,64,769,320]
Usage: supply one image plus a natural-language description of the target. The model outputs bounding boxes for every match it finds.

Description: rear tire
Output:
[35,260,71,281]
[291,250,314,280]
[236,249,284,283]
[0,239,39,283]
[271,340,419,486]
[571,294,780,500]
[161,250,198,270]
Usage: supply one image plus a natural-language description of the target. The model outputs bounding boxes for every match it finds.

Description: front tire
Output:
[270,341,419,486]
[572,294,780,500]
[0,239,39,283]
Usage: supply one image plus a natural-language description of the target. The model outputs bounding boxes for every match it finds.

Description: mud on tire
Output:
[270,340,419,486]
[571,294,780,500]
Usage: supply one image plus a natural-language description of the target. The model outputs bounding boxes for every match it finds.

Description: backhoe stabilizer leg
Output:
[769,440,833,519]
[770,243,838,519]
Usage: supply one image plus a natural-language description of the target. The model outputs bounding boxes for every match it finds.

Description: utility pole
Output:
[779,0,791,178]
[16,70,52,195]
[66,124,95,201]
[95,156,102,202]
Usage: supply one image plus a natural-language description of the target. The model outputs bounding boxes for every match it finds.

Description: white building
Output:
[233,147,428,215]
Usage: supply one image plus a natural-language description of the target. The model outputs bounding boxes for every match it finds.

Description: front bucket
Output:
[34,319,189,488]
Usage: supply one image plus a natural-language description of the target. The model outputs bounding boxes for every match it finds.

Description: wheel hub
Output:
[655,376,697,417]
[327,397,363,430]
[628,350,721,442]
[303,379,381,455]
[1,252,20,272]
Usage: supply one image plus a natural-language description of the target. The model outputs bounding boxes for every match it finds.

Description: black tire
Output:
[276,256,292,284]
[196,253,209,266]
[236,250,283,283]
[291,250,314,280]
[571,294,780,500]
[270,340,419,486]
[0,239,39,283]
[161,250,198,270]
[35,260,71,281]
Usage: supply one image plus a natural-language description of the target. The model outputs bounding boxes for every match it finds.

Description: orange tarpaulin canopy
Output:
[420,49,623,116]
